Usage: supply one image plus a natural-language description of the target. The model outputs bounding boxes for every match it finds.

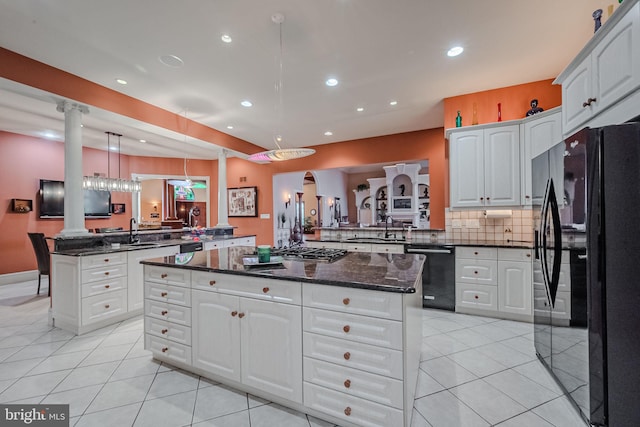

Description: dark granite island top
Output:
[141,246,424,293]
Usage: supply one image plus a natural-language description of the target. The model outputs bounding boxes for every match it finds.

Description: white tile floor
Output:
[0,280,588,427]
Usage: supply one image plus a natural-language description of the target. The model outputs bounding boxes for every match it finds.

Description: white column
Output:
[216,149,230,227]
[57,101,90,236]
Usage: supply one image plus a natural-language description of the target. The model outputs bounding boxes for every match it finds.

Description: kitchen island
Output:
[141,246,424,427]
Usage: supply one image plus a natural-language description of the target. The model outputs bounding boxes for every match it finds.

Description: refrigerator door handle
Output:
[547,181,563,307]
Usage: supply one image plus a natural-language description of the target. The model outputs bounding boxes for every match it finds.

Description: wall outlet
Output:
[452,219,462,228]
[260,213,270,219]
[466,219,480,229]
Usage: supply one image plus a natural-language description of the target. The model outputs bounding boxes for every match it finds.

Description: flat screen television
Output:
[39,179,112,218]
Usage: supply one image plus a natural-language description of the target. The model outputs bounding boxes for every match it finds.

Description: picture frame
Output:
[111,203,126,214]
[228,186,257,217]
[11,198,32,213]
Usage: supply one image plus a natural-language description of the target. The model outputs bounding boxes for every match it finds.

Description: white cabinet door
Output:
[484,124,520,207]
[128,246,179,312]
[191,290,241,382]
[521,110,562,205]
[449,129,484,208]
[498,260,532,317]
[562,56,593,135]
[240,298,302,403]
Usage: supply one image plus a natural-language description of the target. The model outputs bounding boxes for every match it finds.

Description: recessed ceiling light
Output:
[324,131,333,136]
[42,132,57,139]
[116,78,128,85]
[447,46,464,57]
[356,107,364,112]
[226,125,234,129]
[389,101,398,106]
[139,139,146,143]
[109,146,119,151]
[158,54,184,68]
[241,100,253,107]
[221,34,232,43]
[325,78,338,87]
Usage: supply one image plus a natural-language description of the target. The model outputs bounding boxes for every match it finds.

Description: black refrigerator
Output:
[532,122,640,427]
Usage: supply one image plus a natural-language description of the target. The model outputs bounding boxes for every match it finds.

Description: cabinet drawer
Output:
[303,333,403,379]
[145,300,191,327]
[303,283,402,321]
[202,240,225,251]
[144,266,190,287]
[226,236,255,246]
[498,248,533,262]
[145,282,192,307]
[370,244,404,254]
[191,271,301,305]
[303,357,403,409]
[344,243,371,253]
[456,283,498,311]
[81,263,127,285]
[81,276,127,298]
[304,382,403,427]
[456,247,497,259]
[81,289,127,325]
[303,308,403,350]
[145,334,192,365]
[455,258,498,285]
[81,252,127,269]
[145,317,191,346]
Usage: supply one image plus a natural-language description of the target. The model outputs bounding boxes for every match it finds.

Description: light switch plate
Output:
[260,213,270,219]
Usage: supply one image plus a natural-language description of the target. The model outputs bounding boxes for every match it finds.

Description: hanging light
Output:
[82,132,141,192]
[247,13,315,163]
[166,110,206,188]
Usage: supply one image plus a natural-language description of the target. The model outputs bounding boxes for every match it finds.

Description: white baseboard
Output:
[0,270,39,286]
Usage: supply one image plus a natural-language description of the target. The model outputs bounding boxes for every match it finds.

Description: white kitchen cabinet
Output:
[190,276,302,403]
[202,235,256,251]
[520,108,562,206]
[556,1,640,136]
[449,124,520,208]
[456,247,533,321]
[305,241,344,250]
[127,245,179,312]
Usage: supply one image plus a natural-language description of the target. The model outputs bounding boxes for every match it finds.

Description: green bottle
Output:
[455,111,462,127]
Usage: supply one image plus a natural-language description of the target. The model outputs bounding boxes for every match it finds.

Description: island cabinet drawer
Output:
[226,236,255,246]
[303,308,403,350]
[457,247,498,260]
[191,271,301,305]
[304,382,403,427]
[145,300,191,327]
[144,266,190,287]
[303,357,404,409]
[302,284,402,321]
[145,334,191,365]
[344,243,372,253]
[81,252,127,270]
[81,276,127,298]
[81,289,127,325]
[456,283,498,311]
[370,244,405,254]
[455,258,497,285]
[202,240,225,251]
[81,263,127,285]
[303,333,403,380]
[145,317,191,346]
[145,282,191,307]
[498,248,533,262]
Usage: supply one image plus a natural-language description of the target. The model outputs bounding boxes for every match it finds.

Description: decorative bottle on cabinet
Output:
[497,103,502,122]
[472,103,478,125]
[455,111,462,127]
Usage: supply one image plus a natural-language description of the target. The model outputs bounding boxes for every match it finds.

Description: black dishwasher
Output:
[405,244,456,310]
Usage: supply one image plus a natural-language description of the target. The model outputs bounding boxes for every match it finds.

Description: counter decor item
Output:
[228,186,257,217]
[257,245,271,263]
[455,111,462,127]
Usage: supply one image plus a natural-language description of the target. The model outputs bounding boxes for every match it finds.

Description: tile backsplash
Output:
[445,208,534,245]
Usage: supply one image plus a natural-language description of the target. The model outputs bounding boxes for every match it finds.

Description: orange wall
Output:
[443,79,562,129]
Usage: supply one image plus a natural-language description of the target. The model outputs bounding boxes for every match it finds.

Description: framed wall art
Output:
[228,186,257,217]
[111,203,126,214]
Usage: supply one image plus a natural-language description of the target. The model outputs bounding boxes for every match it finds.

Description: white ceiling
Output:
[0,0,605,159]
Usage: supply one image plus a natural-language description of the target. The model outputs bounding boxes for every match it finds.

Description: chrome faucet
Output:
[129,217,139,244]
[385,216,395,239]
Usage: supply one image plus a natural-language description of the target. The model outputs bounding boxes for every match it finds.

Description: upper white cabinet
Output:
[449,123,520,208]
[556,1,640,136]
[520,108,562,206]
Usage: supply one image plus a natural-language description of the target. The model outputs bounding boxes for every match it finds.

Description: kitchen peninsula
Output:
[141,246,424,427]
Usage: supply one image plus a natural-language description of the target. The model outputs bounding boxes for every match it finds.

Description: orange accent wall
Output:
[443,79,562,129]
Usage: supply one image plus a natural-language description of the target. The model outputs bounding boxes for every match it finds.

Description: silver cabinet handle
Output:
[578,254,587,260]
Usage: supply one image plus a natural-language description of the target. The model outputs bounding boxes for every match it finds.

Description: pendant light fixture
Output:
[82,132,141,192]
[247,13,315,163]
[167,110,207,188]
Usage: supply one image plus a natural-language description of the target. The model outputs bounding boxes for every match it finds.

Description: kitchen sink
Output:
[124,242,161,248]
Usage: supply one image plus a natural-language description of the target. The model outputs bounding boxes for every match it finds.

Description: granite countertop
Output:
[52,234,256,257]
[142,246,424,294]
[305,237,535,249]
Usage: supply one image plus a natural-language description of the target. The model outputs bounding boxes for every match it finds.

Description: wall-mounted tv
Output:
[39,179,112,218]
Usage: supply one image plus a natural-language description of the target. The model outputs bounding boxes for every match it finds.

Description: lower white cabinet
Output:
[128,245,180,312]
[456,247,533,321]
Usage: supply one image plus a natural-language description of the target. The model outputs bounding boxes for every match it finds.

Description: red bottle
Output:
[497,103,502,122]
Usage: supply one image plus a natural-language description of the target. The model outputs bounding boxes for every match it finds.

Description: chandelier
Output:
[82,132,141,192]
[247,13,315,163]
